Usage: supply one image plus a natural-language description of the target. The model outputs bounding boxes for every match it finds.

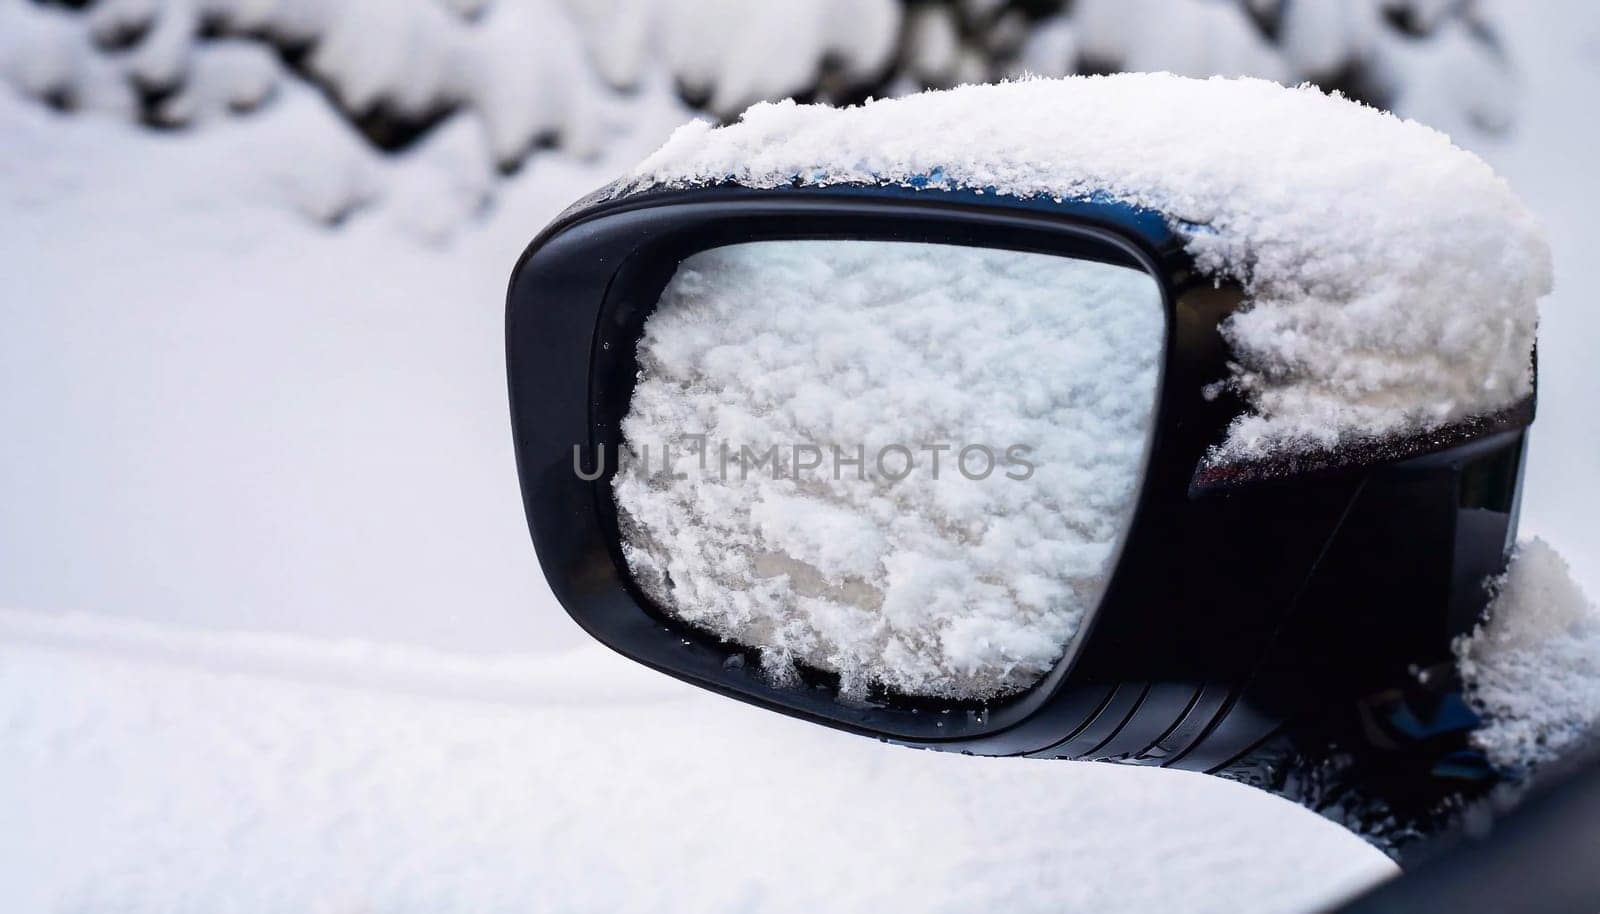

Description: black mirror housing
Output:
[506,181,1531,795]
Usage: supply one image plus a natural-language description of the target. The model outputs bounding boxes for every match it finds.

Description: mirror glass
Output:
[613,240,1164,701]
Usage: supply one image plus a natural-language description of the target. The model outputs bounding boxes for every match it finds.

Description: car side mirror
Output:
[507,180,1532,855]
[508,74,1552,860]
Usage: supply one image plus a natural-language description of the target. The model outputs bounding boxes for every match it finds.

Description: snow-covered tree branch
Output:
[0,0,1517,232]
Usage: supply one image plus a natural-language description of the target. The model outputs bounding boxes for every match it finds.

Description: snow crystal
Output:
[614,240,1163,699]
[629,74,1551,466]
[1456,538,1600,770]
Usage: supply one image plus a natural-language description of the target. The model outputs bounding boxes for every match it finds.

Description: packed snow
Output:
[1456,539,1600,771]
[615,241,1163,698]
[631,74,1551,466]
[0,609,1396,914]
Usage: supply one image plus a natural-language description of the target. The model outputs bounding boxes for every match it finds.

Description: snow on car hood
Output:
[628,73,1552,466]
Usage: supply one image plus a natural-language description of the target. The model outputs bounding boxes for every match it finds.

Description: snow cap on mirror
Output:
[1456,539,1600,771]
[629,74,1551,467]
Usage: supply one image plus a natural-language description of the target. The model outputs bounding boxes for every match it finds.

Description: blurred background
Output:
[5,0,1590,654]
[0,2,1596,911]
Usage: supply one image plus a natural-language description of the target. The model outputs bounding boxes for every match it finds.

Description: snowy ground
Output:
[1,0,1597,911]
[0,610,1392,914]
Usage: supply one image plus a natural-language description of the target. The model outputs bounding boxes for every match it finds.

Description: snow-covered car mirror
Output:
[508,181,1198,737]
[612,239,1165,701]
[507,76,1551,855]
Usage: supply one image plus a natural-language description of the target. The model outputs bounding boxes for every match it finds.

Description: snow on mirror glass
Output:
[613,240,1164,701]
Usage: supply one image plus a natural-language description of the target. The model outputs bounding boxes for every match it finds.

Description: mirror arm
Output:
[1325,739,1600,911]
[1214,665,1501,863]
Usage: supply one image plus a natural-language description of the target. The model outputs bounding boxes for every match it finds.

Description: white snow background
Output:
[1,1,1598,911]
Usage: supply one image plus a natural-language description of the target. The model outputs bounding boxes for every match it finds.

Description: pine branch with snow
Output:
[0,0,1521,235]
